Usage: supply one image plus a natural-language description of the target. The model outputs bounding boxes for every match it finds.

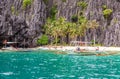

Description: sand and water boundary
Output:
[37,46,120,52]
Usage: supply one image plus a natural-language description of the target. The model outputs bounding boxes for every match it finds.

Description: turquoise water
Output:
[0,50,120,79]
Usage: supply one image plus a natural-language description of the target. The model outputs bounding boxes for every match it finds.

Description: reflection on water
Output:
[0,50,120,79]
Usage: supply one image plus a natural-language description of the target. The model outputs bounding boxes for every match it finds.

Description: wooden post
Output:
[24,39,25,48]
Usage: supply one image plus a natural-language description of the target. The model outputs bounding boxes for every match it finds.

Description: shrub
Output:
[43,0,48,4]
[78,16,87,24]
[11,5,15,15]
[62,0,66,2]
[102,5,107,10]
[37,35,48,45]
[52,38,60,44]
[113,18,118,24]
[22,0,32,9]
[103,9,112,18]
[50,5,58,20]
[77,1,88,10]
[71,15,78,22]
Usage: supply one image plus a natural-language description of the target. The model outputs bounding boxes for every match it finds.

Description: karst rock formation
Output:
[0,0,120,47]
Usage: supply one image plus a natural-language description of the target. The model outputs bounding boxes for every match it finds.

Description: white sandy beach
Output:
[38,46,120,52]
[1,46,120,53]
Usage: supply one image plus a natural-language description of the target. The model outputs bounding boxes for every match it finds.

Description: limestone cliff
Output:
[53,0,120,46]
[0,0,120,47]
[0,0,46,47]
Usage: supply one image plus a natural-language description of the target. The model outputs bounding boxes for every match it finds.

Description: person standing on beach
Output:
[3,39,7,44]
[96,47,101,55]
[96,47,99,51]
[3,39,7,48]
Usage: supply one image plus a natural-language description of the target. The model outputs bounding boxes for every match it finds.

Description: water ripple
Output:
[0,51,120,79]
[0,72,14,75]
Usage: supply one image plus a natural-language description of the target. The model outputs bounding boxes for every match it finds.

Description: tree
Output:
[103,9,112,19]
[37,35,48,45]
[66,22,77,43]
[76,16,88,43]
[87,20,99,46]
[44,17,66,45]
[44,16,89,45]
[22,0,32,9]
[56,17,67,44]
[63,22,76,44]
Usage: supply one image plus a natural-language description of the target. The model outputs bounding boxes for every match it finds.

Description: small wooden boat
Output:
[96,52,120,56]
[17,48,33,52]
[74,50,120,56]
[1,47,18,52]
[1,47,34,52]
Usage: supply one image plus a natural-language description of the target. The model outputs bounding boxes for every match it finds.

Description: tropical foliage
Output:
[87,20,99,46]
[11,5,15,15]
[44,13,99,45]
[62,0,66,2]
[71,15,78,22]
[43,0,48,4]
[103,9,113,18]
[77,1,88,10]
[37,35,48,45]
[22,0,32,9]
[102,5,107,10]
[50,5,58,21]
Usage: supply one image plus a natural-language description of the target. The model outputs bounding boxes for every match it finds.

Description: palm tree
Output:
[77,16,88,44]
[44,18,54,45]
[69,23,77,42]
[44,18,52,35]
[64,22,71,44]
[63,22,77,44]
[87,20,99,46]
[45,17,68,45]
[57,17,67,44]
[52,20,60,45]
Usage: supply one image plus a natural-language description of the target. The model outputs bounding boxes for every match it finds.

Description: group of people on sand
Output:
[75,47,100,52]
[75,47,85,52]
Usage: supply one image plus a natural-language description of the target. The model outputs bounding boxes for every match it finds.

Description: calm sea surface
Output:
[0,50,120,79]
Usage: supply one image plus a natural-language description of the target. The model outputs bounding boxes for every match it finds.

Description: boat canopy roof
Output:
[70,41,92,44]
[70,41,93,46]
[6,42,19,44]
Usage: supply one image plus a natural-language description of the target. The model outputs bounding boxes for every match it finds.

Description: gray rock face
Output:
[53,0,120,46]
[85,0,120,46]
[0,0,46,47]
[0,0,120,47]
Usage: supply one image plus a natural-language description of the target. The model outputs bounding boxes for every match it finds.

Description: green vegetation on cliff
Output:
[11,5,15,15]
[43,15,99,45]
[43,0,48,4]
[77,1,88,10]
[102,5,107,10]
[103,9,113,19]
[50,5,58,21]
[71,15,78,22]
[22,0,32,9]
[2,0,120,47]
[62,0,66,2]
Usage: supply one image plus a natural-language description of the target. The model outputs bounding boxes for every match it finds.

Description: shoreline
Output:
[38,46,120,52]
[0,46,120,52]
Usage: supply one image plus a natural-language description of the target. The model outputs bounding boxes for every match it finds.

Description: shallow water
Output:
[0,50,120,79]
